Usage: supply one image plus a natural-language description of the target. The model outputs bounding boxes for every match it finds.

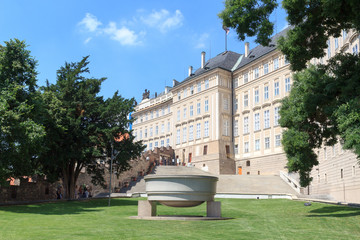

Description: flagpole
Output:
[225,30,227,52]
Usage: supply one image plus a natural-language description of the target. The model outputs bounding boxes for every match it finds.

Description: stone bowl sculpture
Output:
[144,174,218,207]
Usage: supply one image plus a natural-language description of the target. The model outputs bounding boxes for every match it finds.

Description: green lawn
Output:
[0,198,359,240]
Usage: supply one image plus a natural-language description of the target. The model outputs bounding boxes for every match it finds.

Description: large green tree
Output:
[219,0,360,186]
[0,39,45,183]
[40,56,144,199]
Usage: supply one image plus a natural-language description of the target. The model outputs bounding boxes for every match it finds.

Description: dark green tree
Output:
[40,56,144,199]
[219,0,360,186]
[0,39,45,183]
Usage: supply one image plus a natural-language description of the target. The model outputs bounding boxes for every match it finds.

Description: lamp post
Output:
[108,142,119,207]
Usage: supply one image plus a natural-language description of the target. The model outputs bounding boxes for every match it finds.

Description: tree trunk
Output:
[62,163,78,200]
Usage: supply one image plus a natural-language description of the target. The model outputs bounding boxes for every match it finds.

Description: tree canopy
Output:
[219,0,360,186]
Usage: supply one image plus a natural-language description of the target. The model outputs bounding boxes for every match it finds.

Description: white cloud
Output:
[104,22,143,46]
[84,37,92,44]
[79,13,102,32]
[195,33,209,49]
[141,9,184,33]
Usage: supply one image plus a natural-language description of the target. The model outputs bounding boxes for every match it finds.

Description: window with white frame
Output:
[244,142,249,153]
[234,144,239,154]
[196,123,201,139]
[190,86,194,95]
[183,108,187,119]
[244,94,248,107]
[166,138,170,146]
[285,77,291,92]
[353,44,358,55]
[234,98,238,111]
[177,92,181,100]
[223,119,229,136]
[149,142,153,149]
[264,63,269,74]
[254,89,259,104]
[177,110,180,121]
[335,38,339,49]
[274,58,279,70]
[244,116,249,133]
[205,99,209,112]
[190,105,194,116]
[161,140,164,147]
[197,102,201,115]
[254,113,260,131]
[254,67,259,79]
[264,85,269,100]
[274,107,280,126]
[184,88,187,98]
[264,110,270,128]
[255,139,260,151]
[189,125,194,141]
[275,134,281,147]
[154,141,158,147]
[156,109,159,117]
[234,120,238,136]
[204,121,209,137]
[205,79,209,89]
[265,137,270,149]
[274,81,279,96]
[140,130,142,140]
[223,97,229,110]
[167,122,170,132]
[234,78,238,88]
[145,113,148,121]
[343,29,347,40]
[244,72,248,83]
[155,125,159,135]
[144,128,147,138]
[183,127,187,143]
[176,129,180,144]
[197,82,201,92]
[161,124,164,133]
[150,127,153,137]
[162,107,165,116]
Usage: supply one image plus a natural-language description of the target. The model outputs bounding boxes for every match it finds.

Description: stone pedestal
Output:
[206,201,221,217]
[138,200,157,217]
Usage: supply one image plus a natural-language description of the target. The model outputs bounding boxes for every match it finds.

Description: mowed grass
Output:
[0,198,360,240]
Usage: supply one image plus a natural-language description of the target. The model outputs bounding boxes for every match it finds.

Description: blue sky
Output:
[0,0,287,102]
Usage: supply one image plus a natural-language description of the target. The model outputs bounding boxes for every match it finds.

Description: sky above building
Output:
[0,0,287,102]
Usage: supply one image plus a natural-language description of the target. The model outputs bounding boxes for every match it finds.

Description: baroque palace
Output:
[132,27,360,203]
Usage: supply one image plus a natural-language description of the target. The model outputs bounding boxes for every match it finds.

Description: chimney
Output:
[188,66,193,77]
[245,42,249,57]
[155,92,157,98]
[201,51,206,68]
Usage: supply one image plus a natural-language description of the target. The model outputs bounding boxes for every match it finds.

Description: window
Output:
[156,110,159,117]
[255,139,260,151]
[189,125,194,141]
[223,119,229,136]
[168,105,170,114]
[244,116,249,133]
[204,121,209,137]
[264,110,270,129]
[154,141,158,147]
[234,78,238,88]
[335,38,339,49]
[178,92,181,100]
[183,108,187,119]
[254,89,259,104]
[275,134,281,147]
[139,130,142,140]
[254,67,259,79]
[166,138,170,146]
[244,142,249,153]
[274,58,279,70]
[149,142,153,150]
[265,137,270,149]
[246,160,250,166]
[161,140,164,147]
[327,40,331,58]
[205,79,209,89]
[183,127,187,143]
[254,113,260,131]
[161,124,164,133]
[244,73,248,83]
[226,145,230,157]
[145,113,148,121]
[244,94,248,107]
[234,98,238,111]
[274,107,280,126]
[155,125,159,135]
[150,127,153,137]
[274,81,279,96]
[197,82,201,92]
[203,145,208,155]
[190,86,194,95]
[197,102,201,115]
[264,63,269,74]
[234,120,238,136]
[205,100,209,112]
[285,77,291,92]
[167,122,170,132]
[176,129,180,144]
[234,144,239,154]
[223,97,229,110]
[190,105,194,117]
[196,123,201,139]
[177,110,180,121]
[343,29,347,40]
[183,88,187,98]
[144,129,147,138]
[353,44,358,55]
[264,85,269,100]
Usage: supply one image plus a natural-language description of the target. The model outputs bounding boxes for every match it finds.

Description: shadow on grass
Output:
[0,198,138,215]
[307,205,360,218]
